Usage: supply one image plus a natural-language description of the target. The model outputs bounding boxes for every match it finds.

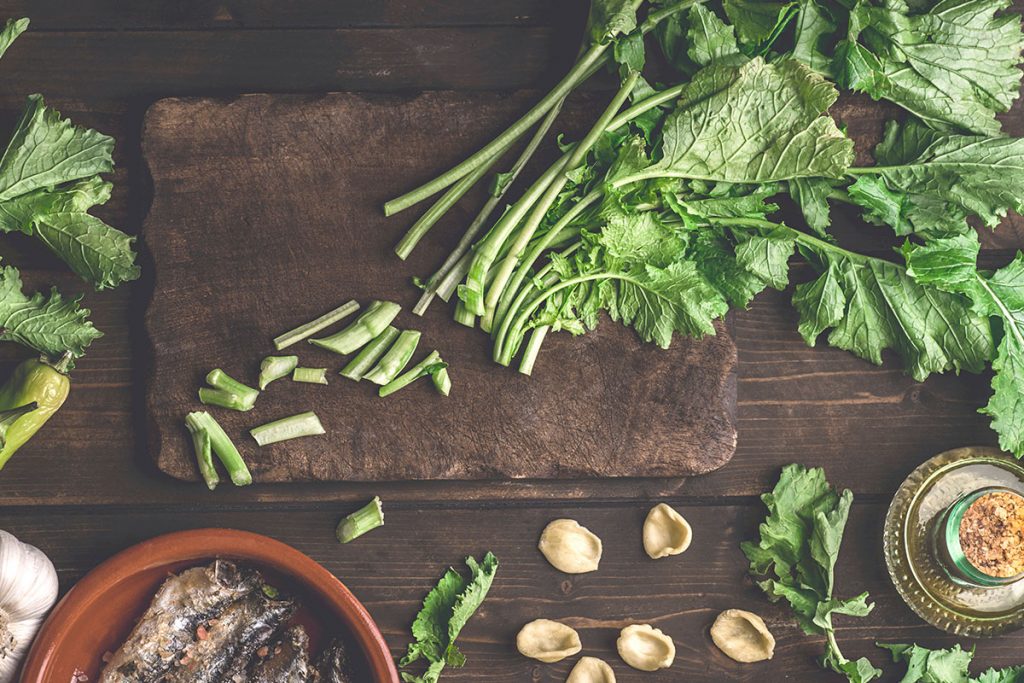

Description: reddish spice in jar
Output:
[958,490,1024,578]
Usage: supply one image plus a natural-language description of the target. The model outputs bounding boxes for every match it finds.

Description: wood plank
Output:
[5,503,1023,681]
[141,92,738,482]
[0,0,573,29]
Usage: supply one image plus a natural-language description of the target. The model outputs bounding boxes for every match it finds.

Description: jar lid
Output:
[942,486,1024,587]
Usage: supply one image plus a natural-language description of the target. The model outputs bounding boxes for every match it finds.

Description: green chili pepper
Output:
[0,352,72,470]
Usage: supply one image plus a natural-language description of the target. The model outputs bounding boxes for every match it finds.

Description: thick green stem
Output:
[198,387,255,412]
[395,158,494,260]
[364,329,421,385]
[273,300,359,350]
[384,43,611,216]
[250,411,326,446]
[454,300,475,327]
[379,350,446,397]
[292,367,328,384]
[185,417,218,490]
[186,411,251,486]
[340,326,400,381]
[258,355,298,390]
[336,497,384,544]
[518,326,549,376]
[413,98,566,315]
[432,367,452,396]
[310,300,401,355]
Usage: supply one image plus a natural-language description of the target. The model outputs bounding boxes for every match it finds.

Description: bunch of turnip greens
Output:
[384,0,1024,458]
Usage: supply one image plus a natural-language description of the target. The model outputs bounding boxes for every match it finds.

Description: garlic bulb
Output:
[0,530,58,682]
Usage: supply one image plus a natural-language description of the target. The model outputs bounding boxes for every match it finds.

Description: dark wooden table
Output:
[0,2,1022,681]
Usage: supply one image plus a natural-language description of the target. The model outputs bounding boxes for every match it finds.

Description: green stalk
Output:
[206,369,259,404]
[259,355,298,390]
[482,71,641,320]
[363,330,421,385]
[454,300,476,327]
[185,418,218,490]
[186,411,251,486]
[310,300,401,355]
[432,367,452,396]
[273,300,360,350]
[395,158,495,260]
[250,411,325,446]
[379,350,447,397]
[336,497,384,543]
[383,43,611,216]
[292,367,328,384]
[518,326,549,376]
[198,387,255,412]
[0,402,37,450]
[341,325,400,381]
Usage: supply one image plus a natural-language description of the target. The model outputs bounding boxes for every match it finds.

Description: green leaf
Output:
[733,226,795,290]
[792,0,836,75]
[655,58,853,183]
[0,95,114,201]
[849,119,1024,236]
[789,177,835,237]
[902,233,981,294]
[0,17,29,61]
[688,229,771,308]
[0,262,101,358]
[400,553,499,683]
[0,177,140,290]
[686,4,740,67]
[586,0,638,45]
[973,667,1024,683]
[879,642,973,683]
[722,0,795,44]
[793,262,846,344]
[613,31,645,72]
[836,0,1024,135]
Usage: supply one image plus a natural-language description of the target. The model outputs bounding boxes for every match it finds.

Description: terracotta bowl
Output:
[21,528,399,682]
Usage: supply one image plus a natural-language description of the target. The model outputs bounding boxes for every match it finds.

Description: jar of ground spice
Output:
[937,487,1024,587]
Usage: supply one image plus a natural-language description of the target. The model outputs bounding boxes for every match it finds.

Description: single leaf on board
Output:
[0,263,101,358]
[686,4,740,67]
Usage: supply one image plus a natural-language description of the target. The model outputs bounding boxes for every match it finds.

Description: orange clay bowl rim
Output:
[21,528,399,682]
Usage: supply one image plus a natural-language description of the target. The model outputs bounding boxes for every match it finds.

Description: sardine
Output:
[163,588,295,683]
[100,560,259,683]
[311,638,355,683]
[248,625,311,683]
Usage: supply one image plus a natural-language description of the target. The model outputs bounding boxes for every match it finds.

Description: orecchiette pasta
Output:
[710,609,776,663]
[616,624,676,671]
[566,656,616,683]
[642,503,692,559]
[538,519,603,574]
[515,619,582,663]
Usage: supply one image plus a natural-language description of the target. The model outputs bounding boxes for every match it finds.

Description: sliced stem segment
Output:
[259,355,298,390]
[273,300,360,350]
[186,411,252,486]
[310,300,401,355]
[336,496,384,544]
[378,350,447,397]
[518,326,549,376]
[250,411,326,446]
[364,330,421,385]
[340,325,400,381]
[198,387,255,412]
[292,367,328,384]
[185,419,218,490]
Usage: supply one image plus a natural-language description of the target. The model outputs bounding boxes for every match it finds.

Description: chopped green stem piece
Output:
[364,330,421,385]
[273,300,360,350]
[379,350,447,397]
[432,367,451,396]
[198,387,255,412]
[206,368,259,400]
[309,300,401,355]
[292,367,328,384]
[518,326,549,376]
[454,300,475,327]
[184,417,218,490]
[186,411,251,486]
[250,411,325,446]
[258,355,298,390]
[395,159,495,260]
[0,402,37,450]
[340,325,400,381]
[336,496,384,544]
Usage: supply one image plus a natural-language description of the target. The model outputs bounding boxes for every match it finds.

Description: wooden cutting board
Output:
[141,92,738,483]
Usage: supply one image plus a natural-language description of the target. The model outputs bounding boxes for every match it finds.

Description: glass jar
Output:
[884,447,1024,636]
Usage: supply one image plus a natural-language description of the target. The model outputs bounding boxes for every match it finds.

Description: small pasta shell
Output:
[566,656,616,683]
[538,519,603,574]
[616,624,676,672]
[516,619,582,663]
[643,503,693,559]
[710,609,776,663]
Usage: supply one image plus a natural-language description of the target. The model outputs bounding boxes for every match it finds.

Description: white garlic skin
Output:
[538,519,603,574]
[0,529,59,682]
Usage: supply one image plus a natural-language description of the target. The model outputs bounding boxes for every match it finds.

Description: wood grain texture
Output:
[141,92,738,482]
[5,502,1024,682]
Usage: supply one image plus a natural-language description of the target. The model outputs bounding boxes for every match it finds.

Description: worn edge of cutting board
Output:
[140,91,738,484]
